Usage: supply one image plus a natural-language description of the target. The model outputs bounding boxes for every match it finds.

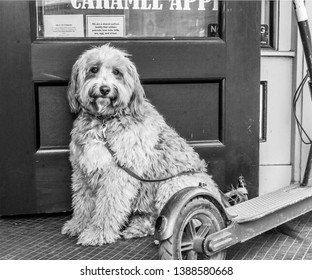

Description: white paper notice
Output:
[86,16,125,38]
[43,15,84,37]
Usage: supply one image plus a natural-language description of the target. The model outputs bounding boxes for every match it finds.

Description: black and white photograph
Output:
[1,0,312,279]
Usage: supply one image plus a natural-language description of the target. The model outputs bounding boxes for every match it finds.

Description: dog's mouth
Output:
[90,96,109,109]
[89,95,118,114]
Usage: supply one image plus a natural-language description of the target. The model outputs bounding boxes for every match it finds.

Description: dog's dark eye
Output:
[112,69,121,76]
[90,66,99,74]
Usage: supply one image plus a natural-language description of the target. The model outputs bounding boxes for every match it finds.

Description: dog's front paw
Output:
[61,218,86,237]
[77,225,120,246]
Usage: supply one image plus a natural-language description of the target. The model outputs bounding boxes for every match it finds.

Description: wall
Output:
[259,0,297,194]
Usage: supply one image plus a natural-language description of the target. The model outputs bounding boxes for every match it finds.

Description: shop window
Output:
[36,0,219,39]
[260,0,274,48]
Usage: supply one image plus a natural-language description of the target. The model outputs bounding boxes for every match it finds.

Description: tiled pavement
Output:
[1,211,312,260]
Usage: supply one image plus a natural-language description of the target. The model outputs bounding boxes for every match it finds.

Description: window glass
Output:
[260,0,272,47]
[36,0,219,39]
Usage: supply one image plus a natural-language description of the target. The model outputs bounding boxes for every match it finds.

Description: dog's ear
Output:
[127,62,145,119]
[67,59,81,114]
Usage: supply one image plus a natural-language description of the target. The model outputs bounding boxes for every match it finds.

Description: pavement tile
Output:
[1,211,312,260]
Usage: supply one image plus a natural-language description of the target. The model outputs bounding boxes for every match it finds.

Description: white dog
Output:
[61,44,220,246]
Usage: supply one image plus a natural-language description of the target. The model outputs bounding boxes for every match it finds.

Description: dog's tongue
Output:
[95,97,110,111]
[96,97,108,105]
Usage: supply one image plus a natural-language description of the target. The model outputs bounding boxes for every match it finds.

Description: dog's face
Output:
[68,44,145,118]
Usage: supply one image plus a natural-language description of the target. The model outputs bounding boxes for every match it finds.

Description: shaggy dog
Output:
[61,44,221,246]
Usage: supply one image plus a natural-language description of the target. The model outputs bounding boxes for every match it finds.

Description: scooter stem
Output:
[293,0,312,186]
[294,0,312,77]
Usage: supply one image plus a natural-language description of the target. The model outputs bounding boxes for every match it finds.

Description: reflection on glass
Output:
[36,0,219,38]
[260,0,271,47]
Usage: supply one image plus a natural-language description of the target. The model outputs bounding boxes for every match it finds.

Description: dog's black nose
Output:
[99,85,111,96]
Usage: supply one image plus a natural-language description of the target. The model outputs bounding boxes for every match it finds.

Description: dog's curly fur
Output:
[61,44,221,246]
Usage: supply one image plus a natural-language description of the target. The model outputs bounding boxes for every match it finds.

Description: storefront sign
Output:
[43,14,84,37]
[70,0,218,11]
[86,15,125,37]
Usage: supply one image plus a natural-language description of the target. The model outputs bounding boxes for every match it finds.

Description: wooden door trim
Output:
[31,39,226,82]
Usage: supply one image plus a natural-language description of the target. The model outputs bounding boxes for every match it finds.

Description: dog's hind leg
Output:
[121,214,155,239]
[121,182,157,239]
[155,173,220,213]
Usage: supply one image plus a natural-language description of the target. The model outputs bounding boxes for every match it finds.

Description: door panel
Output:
[0,0,260,215]
[145,82,223,143]
[37,85,74,149]
[36,82,222,148]
[35,151,71,213]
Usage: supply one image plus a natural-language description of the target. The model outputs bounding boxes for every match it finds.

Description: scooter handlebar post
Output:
[293,0,312,186]
[294,0,312,78]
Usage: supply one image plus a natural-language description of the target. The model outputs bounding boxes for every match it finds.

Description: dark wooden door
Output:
[0,0,260,215]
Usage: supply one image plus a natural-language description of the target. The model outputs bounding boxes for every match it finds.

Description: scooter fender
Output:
[155,187,230,241]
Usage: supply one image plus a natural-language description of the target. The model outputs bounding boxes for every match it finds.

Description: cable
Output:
[293,72,312,144]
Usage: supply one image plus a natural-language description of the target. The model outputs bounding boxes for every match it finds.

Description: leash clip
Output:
[102,125,107,141]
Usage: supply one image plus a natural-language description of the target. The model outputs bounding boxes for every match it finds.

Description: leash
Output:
[104,141,195,183]
[100,121,196,183]
[84,109,233,207]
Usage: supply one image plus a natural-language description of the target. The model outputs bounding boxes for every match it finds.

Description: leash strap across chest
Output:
[82,110,195,183]
[104,141,195,183]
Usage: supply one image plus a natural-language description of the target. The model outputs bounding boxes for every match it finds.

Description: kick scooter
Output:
[154,0,312,260]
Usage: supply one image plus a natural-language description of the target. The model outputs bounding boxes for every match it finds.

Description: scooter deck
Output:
[225,184,312,223]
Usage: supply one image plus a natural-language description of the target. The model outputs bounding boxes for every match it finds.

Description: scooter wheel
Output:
[158,197,226,260]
